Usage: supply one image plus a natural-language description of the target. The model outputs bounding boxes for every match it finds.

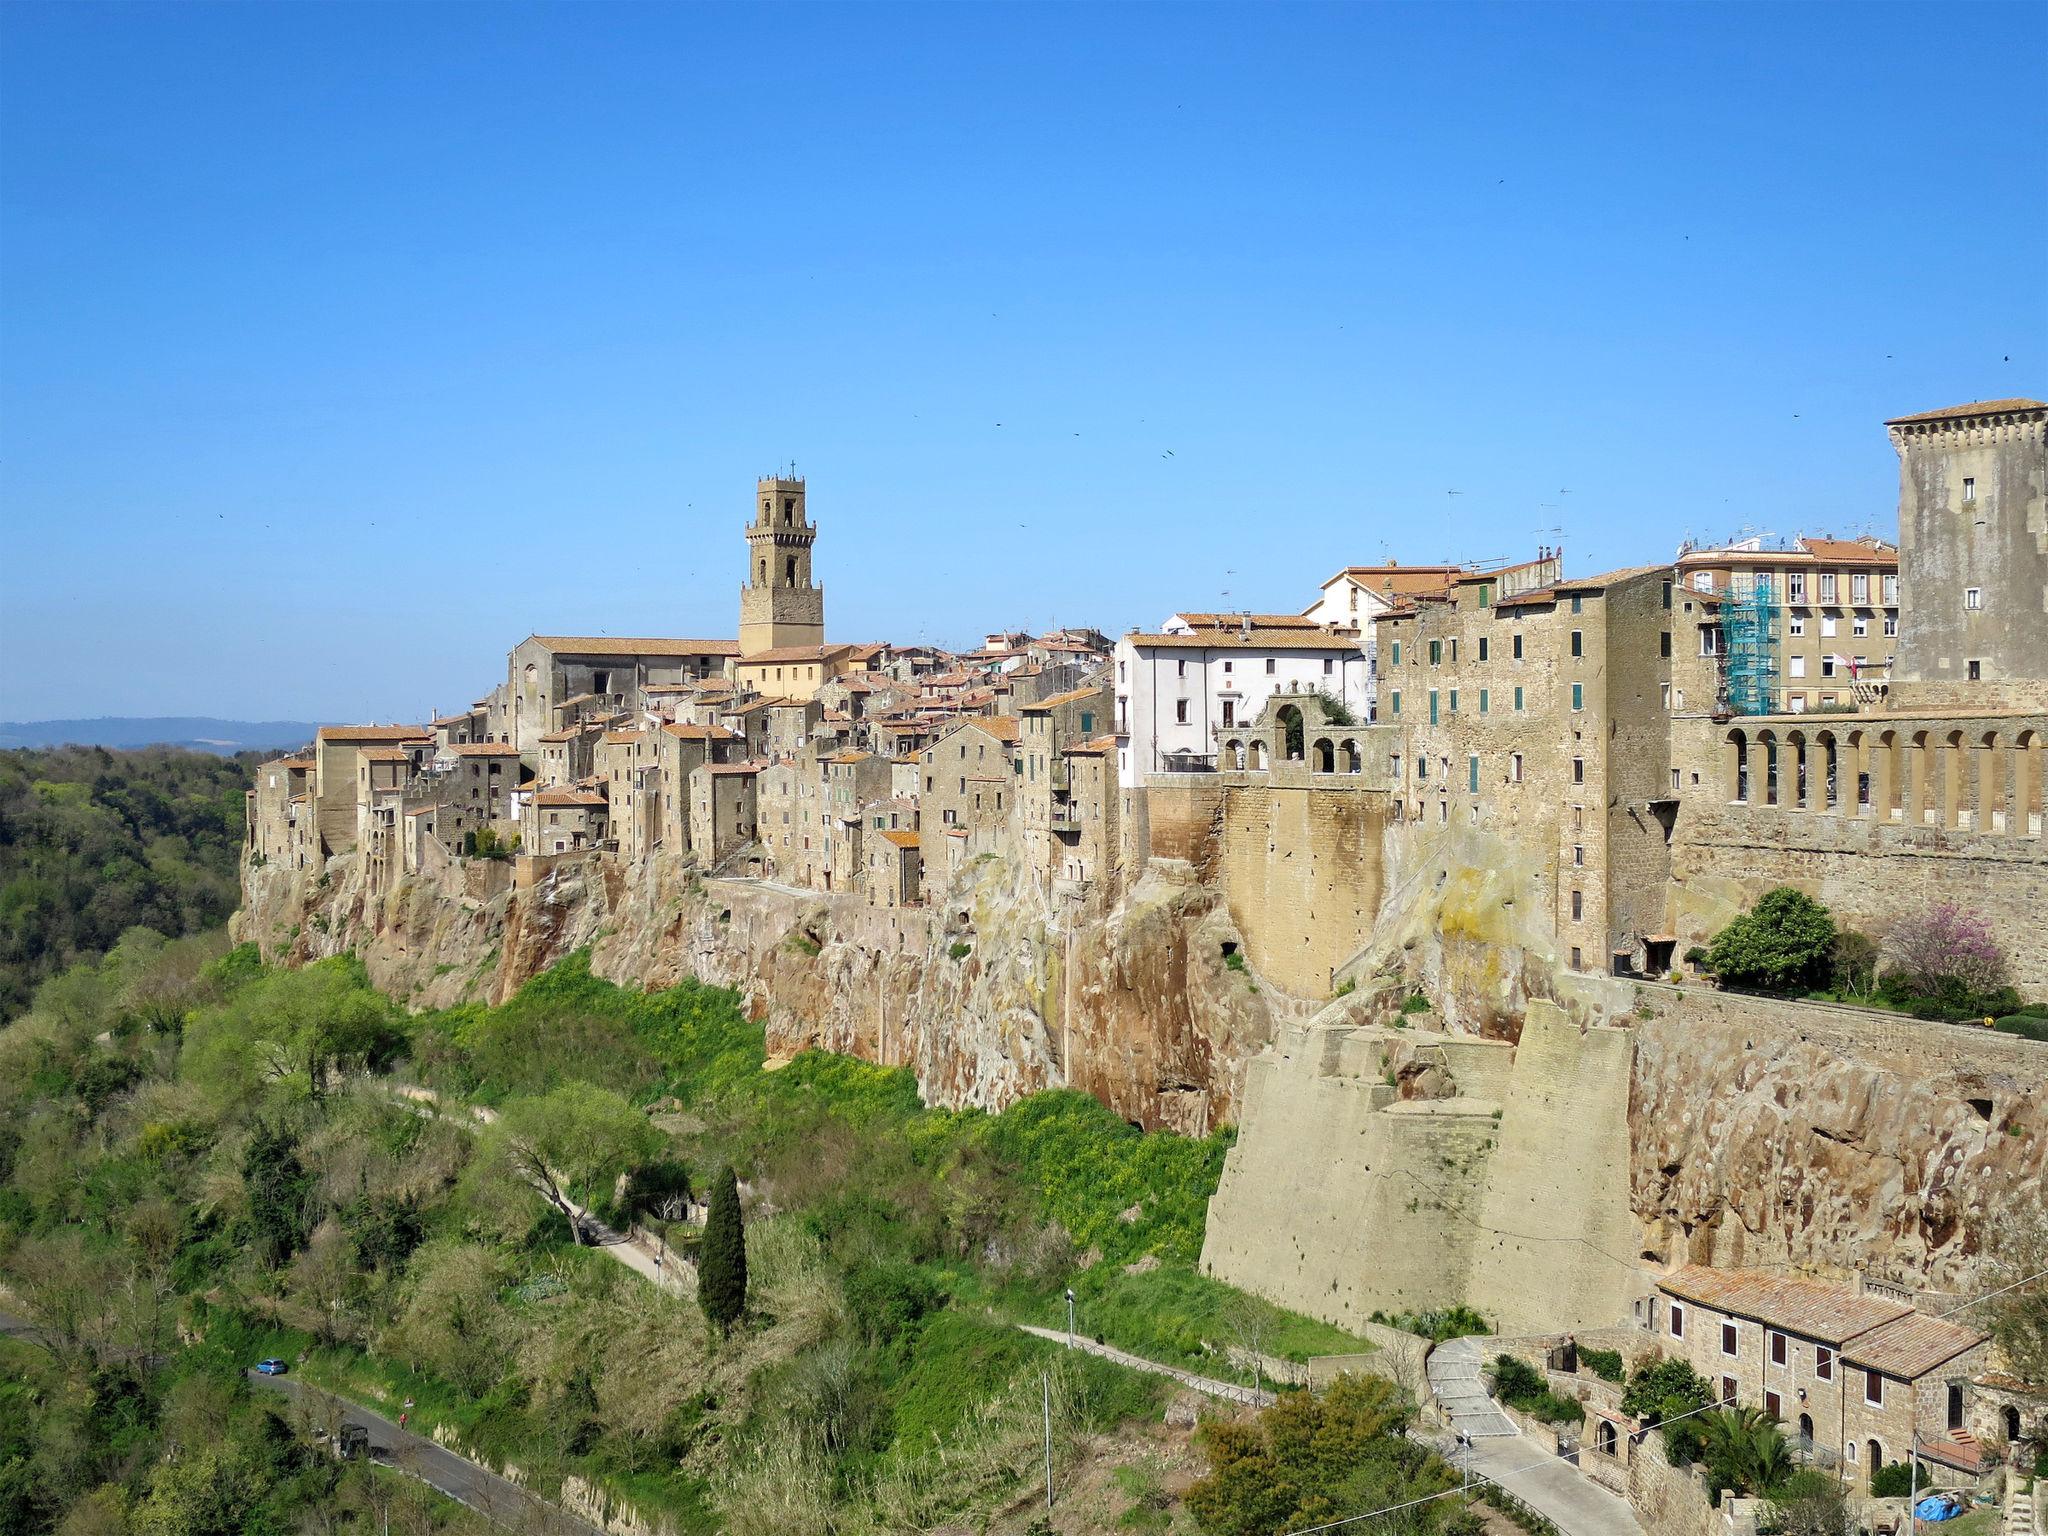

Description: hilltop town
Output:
[240,397,2048,1528]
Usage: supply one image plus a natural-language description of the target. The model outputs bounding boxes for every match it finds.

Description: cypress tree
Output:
[698,1165,747,1335]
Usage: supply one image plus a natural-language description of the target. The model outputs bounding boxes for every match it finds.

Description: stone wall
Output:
[1670,800,2048,995]
[1215,779,1389,998]
[1626,1434,1718,1536]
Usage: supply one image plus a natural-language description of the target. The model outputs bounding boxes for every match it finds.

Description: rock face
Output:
[237,847,1280,1132]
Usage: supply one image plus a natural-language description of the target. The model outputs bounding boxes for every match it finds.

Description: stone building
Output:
[536,723,600,787]
[689,760,765,868]
[1055,735,1120,899]
[505,635,737,759]
[740,474,826,656]
[595,729,661,862]
[311,724,428,856]
[919,717,1021,859]
[525,787,607,854]
[823,750,892,894]
[653,723,739,855]
[1377,564,1675,976]
[732,644,856,702]
[866,829,922,906]
[1649,1266,1990,1488]
[426,742,524,849]
[247,752,317,870]
[1016,684,1113,886]
[1885,398,2047,712]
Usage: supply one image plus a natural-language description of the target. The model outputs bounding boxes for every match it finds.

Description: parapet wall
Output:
[1672,801,2048,995]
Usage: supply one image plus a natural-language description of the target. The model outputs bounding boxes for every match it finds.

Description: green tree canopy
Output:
[1705,887,1836,991]
[487,1082,661,1243]
[698,1165,748,1335]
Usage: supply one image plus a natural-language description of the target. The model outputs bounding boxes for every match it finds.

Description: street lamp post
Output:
[1065,1287,1076,1349]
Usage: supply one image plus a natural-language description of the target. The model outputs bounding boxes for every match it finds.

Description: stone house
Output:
[822,750,892,894]
[431,706,493,748]
[247,752,317,870]
[536,723,600,787]
[732,643,856,703]
[594,730,661,862]
[1376,564,1676,976]
[689,761,764,869]
[716,696,779,758]
[763,697,824,760]
[653,723,739,855]
[866,829,922,906]
[505,635,738,760]
[312,724,429,856]
[421,742,524,853]
[1055,735,1120,898]
[1649,1266,1991,1487]
[526,787,607,854]
[919,718,1022,856]
[1017,685,1112,884]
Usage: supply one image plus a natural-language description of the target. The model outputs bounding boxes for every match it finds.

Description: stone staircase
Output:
[1425,1335,1518,1439]
[2003,1465,2035,1536]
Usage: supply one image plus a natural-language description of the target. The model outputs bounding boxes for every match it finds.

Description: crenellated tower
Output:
[739,475,825,656]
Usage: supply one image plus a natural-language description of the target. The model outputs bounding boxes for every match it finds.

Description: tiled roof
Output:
[1842,1313,1987,1380]
[1657,1266,1909,1343]
[706,761,767,777]
[828,751,876,764]
[1885,398,2046,425]
[880,829,920,849]
[1063,735,1118,757]
[358,746,417,762]
[1024,685,1107,711]
[1797,537,1900,564]
[1129,627,1364,651]
[448,741,519,756]
[599,730,646,745]
[1327,564,1468,597]
[1171,612,1322,630]
[317,724,429,742]
[942,716,1021,744]
[536,788,606,808]
[529,635,741,656]
[661,723,738,741]
[538,730,577,743]
[741,643,854,664]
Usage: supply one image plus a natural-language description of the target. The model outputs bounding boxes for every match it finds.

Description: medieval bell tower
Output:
[739,475,826,656]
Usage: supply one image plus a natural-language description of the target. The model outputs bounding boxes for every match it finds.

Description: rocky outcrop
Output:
[237,847,1279,1131]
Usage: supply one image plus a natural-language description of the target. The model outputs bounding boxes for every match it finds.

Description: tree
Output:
[698,1165,748,1335]
[1883,902,2010,1009]
[490,1082,661,1244]
[1694,1405,1792,1502]
[1761,1468,1854,1536]
[242,1121,312,1267]
[1980,1211,2048,1403]
[1704,888,1836,991]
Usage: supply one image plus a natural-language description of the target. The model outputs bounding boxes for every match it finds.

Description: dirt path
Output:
[1013,1323,1275,1407]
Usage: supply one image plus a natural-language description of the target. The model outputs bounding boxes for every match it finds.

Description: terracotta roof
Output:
[431,712,479,725]
[536,788,606,808]
[1128,628,1364,651]
[1063,735,1118,757]
[741,643,854,664]
[1553,564,1673,593]
[1885,398,2046,425]
[1796,537,1899,564]
[539,730,577,743]
[879,829,920,849]
[1172,612,1323,631]
[529,635,741,656]
[358,746,417,762]
[705,761,767,777]
[941,716,1021,744]
[448,741,519,756]
[405,805,436,817]
[723,697,779,715]
[1326,564,1468,598]
[661,723,738,741]
[1842,1313,1987,1380]
[599,730,646,745]
[1024,685,1108,711]
[317,724,429,742]
[1657,1266,1908,1343]
[828,751,876,764]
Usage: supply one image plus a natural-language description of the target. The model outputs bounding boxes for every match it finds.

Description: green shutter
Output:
[1469,755,1479,793]
[1080,712,1093,733]
[1514,686,1524,711]
[1392,641,1401,665]
[1392,691,1401,716]
[1479,689,1489,713]
[1429,690,1439,725]
[1449,689,1459,714]
[1572,682,1584,711]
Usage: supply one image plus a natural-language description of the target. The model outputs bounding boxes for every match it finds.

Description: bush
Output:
[1369,1305,1490,1343]
[1580,1347,1624,1383]
[1828,931,1878,996]
[1704,888,1836,991]
[1621,1356,1712,1423]
[1867,1459,1919,1498]
[1884,902,2009,1005]
[947,942,971,961]
[1490,1355,1583,1425]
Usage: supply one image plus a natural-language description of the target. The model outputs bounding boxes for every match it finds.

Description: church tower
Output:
[739,475,825,656]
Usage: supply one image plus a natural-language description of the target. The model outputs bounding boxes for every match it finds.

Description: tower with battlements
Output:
[739,475,825,657]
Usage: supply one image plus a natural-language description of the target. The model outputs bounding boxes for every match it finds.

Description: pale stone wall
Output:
[1215,779,1390,997]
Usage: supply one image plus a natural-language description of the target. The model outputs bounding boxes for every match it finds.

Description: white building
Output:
[1113,622,1371,788]
[1301,564,1470,635]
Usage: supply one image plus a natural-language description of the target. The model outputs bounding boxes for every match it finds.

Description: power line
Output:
[1276,1265,2048,1536]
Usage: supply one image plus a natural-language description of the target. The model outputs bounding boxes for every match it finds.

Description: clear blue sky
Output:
[3,2,2043,723]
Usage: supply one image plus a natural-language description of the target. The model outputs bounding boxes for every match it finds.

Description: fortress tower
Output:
[739,475,825,657]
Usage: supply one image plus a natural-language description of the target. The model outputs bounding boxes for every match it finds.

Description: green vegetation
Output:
[1,931,1370,1533]
[1488,1354,1583,1425]
[0,746,252,1019]
[1703,887,1836,991]
[1368,1304,1491,1342]
[1866,1457,1937,1498]
[1184,1373,1482,1535]
[1579,1345,1624,1383]
[1399,990,1432,1016]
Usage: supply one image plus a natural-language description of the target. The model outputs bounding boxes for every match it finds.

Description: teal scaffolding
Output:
[1722,579,1778,716]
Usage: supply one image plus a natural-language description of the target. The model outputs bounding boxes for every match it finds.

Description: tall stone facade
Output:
[1887,398,2047,711]
[739,474,826,656]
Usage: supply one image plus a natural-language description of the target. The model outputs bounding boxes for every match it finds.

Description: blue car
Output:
[254,1358,288,1376]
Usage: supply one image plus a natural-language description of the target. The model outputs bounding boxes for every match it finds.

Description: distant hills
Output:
[0,717,320,755]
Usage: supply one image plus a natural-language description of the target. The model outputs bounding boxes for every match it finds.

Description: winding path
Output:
[1013,1323,1275,1407]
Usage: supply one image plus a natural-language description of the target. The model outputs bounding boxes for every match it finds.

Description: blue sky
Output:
[3,2,2043,722]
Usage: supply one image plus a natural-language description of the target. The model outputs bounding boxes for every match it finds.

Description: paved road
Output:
[1014,1323,1275,1407]
[2,1309,599,1536]
[1424,1338,1643,1536]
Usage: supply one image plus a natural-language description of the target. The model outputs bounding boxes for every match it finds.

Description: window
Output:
[1571,946,1583,970]
[1701,629,1721,656]
[1789,655,1806,679]
[1694,571,1713,592]
[1080,711,1093,733]
[1815,1346,1832,1381]
[1322,658,1334,675]
[1788,572,1806,604]
[1221,701,1234,726]
[1479,689,1489,713]
[1769,1330,1787,1366]
[1478,582,1493,607]
[1510,752,1524,784]
[1721,1376,1738,1403]
[1662,580,1672,609]
[1392,641,1402,666]
[1177,659,1186,677]
[1819,572,1838,603]
[1571,630,1583,658]
[1571,682,1584,711]
[1820,615,1837,638]
[1884,613,1898,638]
[1722,1321,1740,1356]
[1851,573,1869,604]
[1820,655,1835,678]
[1571,594,1583,614]
[1966,587,1983,610]
[1429,690,1440,724]
[1513,686,1524,711]
[1968,659,1982,681]
[1175,699,1188,724]
[1864,1371,1883,1408]
[1478,637,1489,661]
[1572,757,1585,785]
[1883,574,1898,605]
[1391,691,1402,715]
[1223,660,1233,673]
[1512,633,1524,660]
[1765,1389,1782,1420]
[1660,631,1671,658]
[1429,640,1442,666]
[1265,658,1277,675]
[1449,688,1459,713]
[1963,476,1976,501]
[1571,889,1583,920]
[1573,844,1583,866]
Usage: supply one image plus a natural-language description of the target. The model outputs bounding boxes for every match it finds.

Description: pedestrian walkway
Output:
[1427,1335,1516,1438]
[1013,1323,1274,1407]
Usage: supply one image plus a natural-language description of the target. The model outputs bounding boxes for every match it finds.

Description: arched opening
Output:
[785,555,797,584]
[1225,738,1245,770]
[758,558,767,583]
[1313,737,1334,773]
[1248,739,1268,771]
[1787,731,1808,808]
[1944,728,1967,827]
[1760,731,1780,806]
[1595,1420,1617,1456]
[1978,729,2005,830]
[1846,729,1868,811]
[1867,1440,1883,1479]
[1797,1412,1813,1448]
[2018,729,2043,835]
[1728,728,1748,802]
[1277,705,1305,761]
[2004,1405,2022,1441]
[1878,729,1902,820]
[1818,732,1838,808]
[1341,738,1361,773]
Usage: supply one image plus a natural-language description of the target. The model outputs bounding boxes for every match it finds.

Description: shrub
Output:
[1222,950,1246,974]
[1828,930,1878,996]
[1490,1355,1583,1425]
[1369,1305,1490,1342]
[1866,1459,1921,1498]
[1580,1347,1624,1383]
[1884,902,2009,1005]
[1704,888,1836,991]
[1621,1356,1712,1423]
[1399,991,1432,1016]
[947,941,971,961]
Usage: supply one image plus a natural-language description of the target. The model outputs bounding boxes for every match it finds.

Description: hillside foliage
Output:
[0,746,252,1019]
